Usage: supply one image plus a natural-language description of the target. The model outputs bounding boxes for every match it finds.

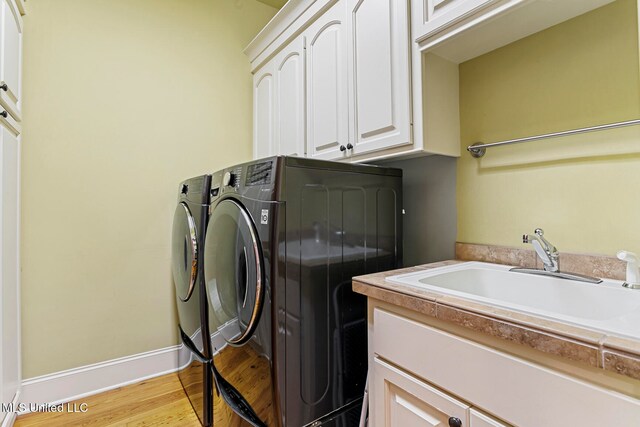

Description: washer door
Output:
[205,199,264,346]
[172,202,198,302]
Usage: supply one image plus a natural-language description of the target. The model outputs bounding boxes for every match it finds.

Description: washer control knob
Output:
[222,171,236,187]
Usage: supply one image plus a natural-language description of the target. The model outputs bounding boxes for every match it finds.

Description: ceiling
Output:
[256,0,287,9]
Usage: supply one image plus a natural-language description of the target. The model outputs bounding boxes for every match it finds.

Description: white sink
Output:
[386,262,640,339]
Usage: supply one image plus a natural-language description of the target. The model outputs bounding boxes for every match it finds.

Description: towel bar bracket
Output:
[468,143,486,158]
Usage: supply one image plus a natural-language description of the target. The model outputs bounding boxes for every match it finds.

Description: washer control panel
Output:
[222,171,234,187]
[245,160,273,186]
[221,167,242,190]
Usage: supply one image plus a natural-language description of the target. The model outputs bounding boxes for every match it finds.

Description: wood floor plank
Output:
[14,373,201,426]
[14,349,272,426]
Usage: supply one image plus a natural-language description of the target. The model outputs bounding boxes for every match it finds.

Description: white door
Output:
[1,119,20,415]
[372,358,469,427]
[304,0,349,161]
[0,0,22,121]
[274,36,305,157]
[347,0,411,156]
[253,63,275,159]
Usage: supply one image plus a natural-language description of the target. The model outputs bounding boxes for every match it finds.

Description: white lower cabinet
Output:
[470,409,509,427]
[369,305,640,427]
[373,358,470,427]
[373,357,509,427]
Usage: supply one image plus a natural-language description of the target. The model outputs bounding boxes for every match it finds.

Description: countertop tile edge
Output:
[352,260,640,381]
[355,280,600,368]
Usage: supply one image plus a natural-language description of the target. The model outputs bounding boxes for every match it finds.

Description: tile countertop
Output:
[352,260,640,382]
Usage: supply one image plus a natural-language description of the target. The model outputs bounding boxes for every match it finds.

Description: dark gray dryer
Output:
[171,175,213,426]
[203,157,402,426]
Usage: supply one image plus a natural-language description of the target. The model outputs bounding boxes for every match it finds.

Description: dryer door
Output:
[172,202,198,302]
[204,198,265,346]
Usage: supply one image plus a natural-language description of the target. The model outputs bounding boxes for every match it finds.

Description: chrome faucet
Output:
[510,228,602,284]
[523,228,559,272]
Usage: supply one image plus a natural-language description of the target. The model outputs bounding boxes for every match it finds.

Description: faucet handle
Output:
[617,250,640,288]
[533,227,558,255]
[618,250,639,263]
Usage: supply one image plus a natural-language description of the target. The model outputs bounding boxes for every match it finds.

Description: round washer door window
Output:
[171,202,198,302]
[204,199,264,346]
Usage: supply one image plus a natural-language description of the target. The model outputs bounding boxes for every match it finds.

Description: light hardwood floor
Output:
[14,373,202,426]
[14,346,272,426]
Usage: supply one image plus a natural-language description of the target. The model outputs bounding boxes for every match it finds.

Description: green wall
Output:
[457,0,640,256]
[21,0,277,378]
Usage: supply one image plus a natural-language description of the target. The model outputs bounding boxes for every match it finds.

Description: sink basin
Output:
[386,262,640,339]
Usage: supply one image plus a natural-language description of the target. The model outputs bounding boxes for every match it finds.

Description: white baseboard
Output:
[1,391,20,427]
[15,327,227,416]
[19,345,181,413]
[1,412,16,427]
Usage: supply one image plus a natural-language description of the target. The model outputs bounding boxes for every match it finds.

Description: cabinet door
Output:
[305,0,349,161]
[274,36,305,157]
[415,0,494,39]
[1,120,20,410]
[470,409,510,427]
[347,0,411,156]
[372,357,469,427]
[0,0,22,120]
[253,63,275,160]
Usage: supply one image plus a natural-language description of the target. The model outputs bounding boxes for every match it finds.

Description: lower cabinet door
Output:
[470,409,510,427]
[372,357,469,427]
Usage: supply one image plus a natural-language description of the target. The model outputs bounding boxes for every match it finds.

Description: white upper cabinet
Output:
[414,0,615,57]
[416,0,494,39]
[304,0,349,161]
[246,0,615,162]
[0,0,23,121]
[347,0,411,156]
[253,63,275,160]
[274,36,306,157]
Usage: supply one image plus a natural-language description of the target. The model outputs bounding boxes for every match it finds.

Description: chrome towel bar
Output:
[467,118,640,158]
